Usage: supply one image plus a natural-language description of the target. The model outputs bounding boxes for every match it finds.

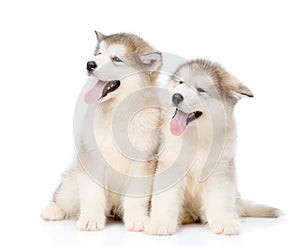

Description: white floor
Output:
[11,215,293,246]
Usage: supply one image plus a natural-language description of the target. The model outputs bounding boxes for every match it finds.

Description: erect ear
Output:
[228,76,253,102]
[95,31,105,42]
[139,51,162,71]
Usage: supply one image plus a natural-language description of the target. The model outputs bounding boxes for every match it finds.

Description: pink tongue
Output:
[170,110,189,136]
[84,81,107,104]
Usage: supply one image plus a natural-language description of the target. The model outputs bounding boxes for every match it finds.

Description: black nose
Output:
[87,61,97,72]
[172,93,184,105]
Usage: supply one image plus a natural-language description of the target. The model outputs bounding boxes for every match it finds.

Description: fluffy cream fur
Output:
[147,59,280,235]
[41,32,162,231]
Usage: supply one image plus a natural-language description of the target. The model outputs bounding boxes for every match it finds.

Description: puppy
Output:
[41,31,162,231]
[147,59,281,235]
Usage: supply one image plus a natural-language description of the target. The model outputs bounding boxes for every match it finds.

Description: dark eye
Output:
[179,81,184,84]
[112,56,123,62]
[197,88,206,93]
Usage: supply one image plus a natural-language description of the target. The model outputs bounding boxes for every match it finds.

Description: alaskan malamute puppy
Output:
[147,59,280,235]
[41,31,162,231]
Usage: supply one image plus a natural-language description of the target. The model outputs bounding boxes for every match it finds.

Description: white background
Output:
[0,0,299,245]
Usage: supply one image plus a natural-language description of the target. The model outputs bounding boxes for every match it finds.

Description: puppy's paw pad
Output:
[209,219,240,235]
[146,220,178,236]
[41,203,66,221]
[77,216,105,231]
[124,216,148,232]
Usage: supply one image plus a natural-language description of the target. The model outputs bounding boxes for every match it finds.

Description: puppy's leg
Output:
[123,196,150,232]
[41,169,79,221]
[202,166,240,235]
[76,170,106,231]
[146,162,185,236]
[123,162,152,232]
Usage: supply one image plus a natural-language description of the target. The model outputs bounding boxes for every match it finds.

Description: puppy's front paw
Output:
[77,216,105,231]
[146,219,178,236]
[41,202,66,221]
[124,216,148,232]
[208,218,240,235]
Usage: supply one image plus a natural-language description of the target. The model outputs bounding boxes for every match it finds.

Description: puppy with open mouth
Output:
[41,31,162,231]
[147,59,281,235]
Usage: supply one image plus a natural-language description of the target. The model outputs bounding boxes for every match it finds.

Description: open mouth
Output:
[85,80,120,104]
[170,109,202,136]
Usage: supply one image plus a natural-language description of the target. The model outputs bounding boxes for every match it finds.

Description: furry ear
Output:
[231,83,254,99]
[229,76,253,102]
[139,52,162,71]
[95,31,105,42]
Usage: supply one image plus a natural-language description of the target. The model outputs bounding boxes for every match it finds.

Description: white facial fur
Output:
[91,41,137,82]
[172,66,219,114]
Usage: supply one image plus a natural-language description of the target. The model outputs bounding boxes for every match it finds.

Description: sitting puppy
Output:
[41,31,162,231]
[147,59,281,235]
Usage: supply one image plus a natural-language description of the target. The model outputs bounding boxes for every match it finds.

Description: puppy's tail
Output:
[238,199,283,218]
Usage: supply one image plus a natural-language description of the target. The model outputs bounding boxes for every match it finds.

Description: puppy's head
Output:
[169,59,253,136]
[85,31,162,104]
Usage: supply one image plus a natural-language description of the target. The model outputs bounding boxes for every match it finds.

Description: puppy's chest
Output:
[94,118,128,168]
[185,156,206,197]
[93,109,158,167]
